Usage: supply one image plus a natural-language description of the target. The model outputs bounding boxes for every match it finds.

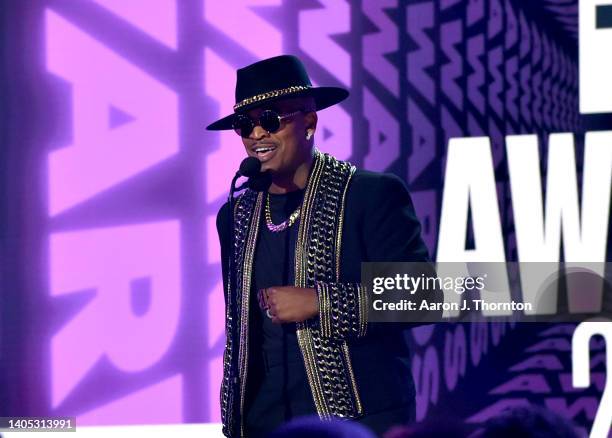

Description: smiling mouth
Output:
[253,145,277,156]
[251,144,278,163]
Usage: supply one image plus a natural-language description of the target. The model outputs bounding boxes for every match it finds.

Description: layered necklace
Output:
[265,193,301,232]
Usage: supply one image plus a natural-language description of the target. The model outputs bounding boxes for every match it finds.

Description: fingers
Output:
[261,287,276,307]
[257,288,267,311]
[268,308,281,324]
[268,293,279,322]
[258,287,277,320]
[256,287,287,324]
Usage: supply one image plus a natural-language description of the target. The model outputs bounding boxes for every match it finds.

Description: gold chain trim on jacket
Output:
[358,284,368,338]
[220,190,260,437]
[238,193,263,437]
[295,152,363,419]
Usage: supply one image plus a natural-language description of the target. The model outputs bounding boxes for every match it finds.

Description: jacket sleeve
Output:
[314,173,439,341]
[315,281,369,339]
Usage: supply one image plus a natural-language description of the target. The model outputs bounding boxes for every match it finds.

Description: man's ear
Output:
[304,111,318,132]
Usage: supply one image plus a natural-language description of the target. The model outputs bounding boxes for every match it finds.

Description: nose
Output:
[249,124,269,141]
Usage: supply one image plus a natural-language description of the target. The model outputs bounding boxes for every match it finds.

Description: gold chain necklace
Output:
[265,193,301,232]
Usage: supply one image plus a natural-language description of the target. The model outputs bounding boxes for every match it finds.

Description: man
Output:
[207,55,435,438]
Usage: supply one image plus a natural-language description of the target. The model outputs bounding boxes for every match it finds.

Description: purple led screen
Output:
[0,0,608,434]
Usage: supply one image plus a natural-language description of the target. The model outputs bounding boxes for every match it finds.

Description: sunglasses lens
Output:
[259,110,281,133]
[233,115,253,137]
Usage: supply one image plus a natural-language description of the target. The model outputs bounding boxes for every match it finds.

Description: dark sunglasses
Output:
[232,110,302,138]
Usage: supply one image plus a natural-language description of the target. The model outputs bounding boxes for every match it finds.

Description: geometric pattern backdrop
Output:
[0,0,608,435]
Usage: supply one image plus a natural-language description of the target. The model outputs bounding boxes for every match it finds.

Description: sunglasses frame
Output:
[232,110,303,138]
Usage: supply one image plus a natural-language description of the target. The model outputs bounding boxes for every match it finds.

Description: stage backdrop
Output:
[1,0,610,436]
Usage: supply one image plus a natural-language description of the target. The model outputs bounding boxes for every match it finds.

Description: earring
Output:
[306,130,313,140]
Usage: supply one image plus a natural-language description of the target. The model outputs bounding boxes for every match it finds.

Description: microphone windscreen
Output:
[239,157,261,177]
[248,171,272,192]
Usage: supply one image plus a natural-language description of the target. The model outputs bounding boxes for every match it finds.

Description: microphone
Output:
[238,156,261,178]
[247,171,272,192]
[235,157,271,192]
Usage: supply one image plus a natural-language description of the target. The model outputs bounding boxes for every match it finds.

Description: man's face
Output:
[240,97,316,175]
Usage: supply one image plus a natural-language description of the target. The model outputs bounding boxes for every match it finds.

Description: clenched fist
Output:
[257,286,319,324]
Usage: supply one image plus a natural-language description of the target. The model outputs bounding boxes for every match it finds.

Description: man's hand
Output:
[257,286,319,324]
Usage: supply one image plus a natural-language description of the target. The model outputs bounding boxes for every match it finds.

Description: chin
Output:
[260,159,281,173]
[259,161,273,172]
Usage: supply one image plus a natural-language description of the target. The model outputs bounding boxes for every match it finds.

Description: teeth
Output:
[255,147,275,153]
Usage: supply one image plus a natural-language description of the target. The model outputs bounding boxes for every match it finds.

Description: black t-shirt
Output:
[251,188,304,361]
[245,188,316,432]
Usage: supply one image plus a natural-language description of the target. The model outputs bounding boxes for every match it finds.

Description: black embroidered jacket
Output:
[216,151,433,437]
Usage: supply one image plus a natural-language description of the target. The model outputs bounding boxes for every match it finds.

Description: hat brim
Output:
[205,86,349,131]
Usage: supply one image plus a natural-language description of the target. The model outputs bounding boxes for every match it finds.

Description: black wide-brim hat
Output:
[206,55,349,130]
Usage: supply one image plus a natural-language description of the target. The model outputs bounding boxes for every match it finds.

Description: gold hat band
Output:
[233,85,311,111]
